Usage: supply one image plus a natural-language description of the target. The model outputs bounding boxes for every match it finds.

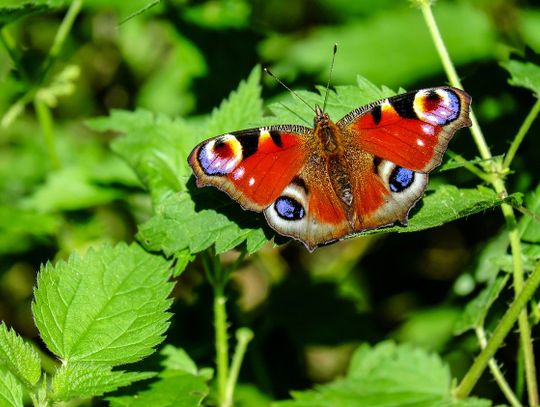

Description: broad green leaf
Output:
[0,206,60,255]
[454,276,508,335]
[137,189,268,255]
[0,370,23,407]
[0,323,41,388]
[358,185,517,238]
[393,307,461,351]
[160,346,198,375]
[32,242,173,365]
[501,60,540,97]
[108,367,209,407]
[88,109,193,201]
[23,167,123,212]
[473,232,509,282]
[259,2,495,88]
[50,362,155,401]
[274,341,492,407]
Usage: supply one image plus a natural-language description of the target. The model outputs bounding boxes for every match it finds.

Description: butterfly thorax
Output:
[312,108,354,210]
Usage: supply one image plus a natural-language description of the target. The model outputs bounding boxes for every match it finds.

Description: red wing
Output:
[338,87,472,172]
[188,126,310,212]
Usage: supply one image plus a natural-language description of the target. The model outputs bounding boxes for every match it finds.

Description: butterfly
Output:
[188,86,472,251]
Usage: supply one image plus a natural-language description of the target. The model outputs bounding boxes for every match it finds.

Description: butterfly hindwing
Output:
[338,87,472,172]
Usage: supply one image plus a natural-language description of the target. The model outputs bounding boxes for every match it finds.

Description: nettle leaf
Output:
[50,363,155,402]
[137,188,268,255]
[0,370,23,407]
[88,110,194,201]
[108,346,211,407]
[0,205,61,255]
[454,276,509,335]
[23,167,123,212]
[358,185,517,237]
[32,242,173,365]
[0,323,41,388]
[275,341,492,407]
[501,60,540,96]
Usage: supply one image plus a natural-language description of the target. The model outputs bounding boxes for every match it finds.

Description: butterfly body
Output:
[189,87,472,251]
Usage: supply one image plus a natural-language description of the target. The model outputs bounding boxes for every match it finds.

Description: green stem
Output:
[214,290,229,406]
[0,27,21,65]
[503,98,540,170]
[42,0,83,78]
[223,328,254,407]
[475,327,522,407]
[445,151,491,182]
[418,1,538,402]
[454,260,540,399]
[34,99,60,169]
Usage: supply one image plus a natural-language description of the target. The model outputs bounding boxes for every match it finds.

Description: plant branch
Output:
[454,259,540,398]
[223,328,254,407]
[503,98,540,170]
[418,1,538,403]
[475,327,522,407]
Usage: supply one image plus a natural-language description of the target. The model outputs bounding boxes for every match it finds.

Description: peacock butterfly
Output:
[188,79,472,251]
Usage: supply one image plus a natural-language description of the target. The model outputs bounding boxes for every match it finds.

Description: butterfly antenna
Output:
[322,43,337,114]
[264,67,316,114]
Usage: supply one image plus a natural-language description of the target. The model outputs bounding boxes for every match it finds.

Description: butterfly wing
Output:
[338,87,472,172]
[337,87,471,233]
[188,126,310,212]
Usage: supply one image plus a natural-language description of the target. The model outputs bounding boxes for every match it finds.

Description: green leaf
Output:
[137,189,268,255]
[0,323,41,388]
[0,206,61,255]
[274,341,491,407]
[88,109,193,201]
[358,185,517,238]
[108,372,209,407]
[0,370,23,407]
[50,362,155,401]
[454,276,509,335]
[32,242,173,365]
[23,167,123,212]
[501,60,540,97]
[160,345,198,375]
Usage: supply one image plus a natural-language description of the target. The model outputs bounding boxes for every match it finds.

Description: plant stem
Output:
[454,260,540,399]
[503,98,540,170]
[419,1,538,403]
[475,327,522,407]
[34,99,60,169]
[42,0,83,77]
[214,290,229,405]
[223,328,254,407]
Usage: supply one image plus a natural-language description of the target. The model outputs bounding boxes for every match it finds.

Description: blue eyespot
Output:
[275,197,305,221]
[389,167,414,192]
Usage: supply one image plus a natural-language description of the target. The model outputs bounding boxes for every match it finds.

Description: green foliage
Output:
[0,324,41,388]
[2,0,540,405]
[33,243,173,365]
[274,342,491,407]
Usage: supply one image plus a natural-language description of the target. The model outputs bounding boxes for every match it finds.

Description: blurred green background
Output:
[1,0,540,403]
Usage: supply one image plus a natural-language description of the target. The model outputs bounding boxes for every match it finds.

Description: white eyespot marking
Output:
[232,166,245,180]
[197,134,243,176]
[248,177,255,187]
[416,139,425,147]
